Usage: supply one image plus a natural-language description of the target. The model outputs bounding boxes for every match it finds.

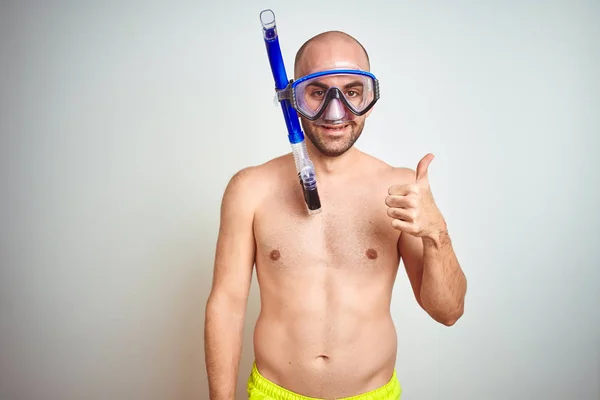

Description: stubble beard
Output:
[300,118,365,158]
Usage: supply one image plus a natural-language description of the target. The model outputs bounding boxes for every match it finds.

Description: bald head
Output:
[294,31,370,79]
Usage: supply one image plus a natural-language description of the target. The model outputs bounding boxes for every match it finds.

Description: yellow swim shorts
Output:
[247,362,402,400]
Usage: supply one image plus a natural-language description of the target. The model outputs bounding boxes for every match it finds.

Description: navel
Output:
[366,248,378,260]
[269,250,281,261]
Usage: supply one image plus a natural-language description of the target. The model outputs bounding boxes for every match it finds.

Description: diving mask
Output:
[276,69,380,123]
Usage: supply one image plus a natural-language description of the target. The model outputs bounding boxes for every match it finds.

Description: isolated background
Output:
[1,0,598,399]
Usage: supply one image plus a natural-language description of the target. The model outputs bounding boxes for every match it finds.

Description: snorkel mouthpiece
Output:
[260,9,322,214]
[260,9,276,36]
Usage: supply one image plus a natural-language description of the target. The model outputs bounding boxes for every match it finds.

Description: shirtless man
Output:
[204,30,467,400]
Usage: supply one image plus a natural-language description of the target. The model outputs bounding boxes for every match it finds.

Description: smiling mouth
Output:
[320,123,350,132]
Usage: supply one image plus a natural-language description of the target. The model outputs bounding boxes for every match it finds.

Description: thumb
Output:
[416,153,434,184]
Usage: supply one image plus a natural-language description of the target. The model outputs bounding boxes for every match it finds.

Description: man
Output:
[204,30,467,400]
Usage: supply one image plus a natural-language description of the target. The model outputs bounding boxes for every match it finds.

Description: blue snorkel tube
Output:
[259,9,322,214]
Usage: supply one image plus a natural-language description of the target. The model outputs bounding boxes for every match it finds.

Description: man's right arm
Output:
[204,168,259,400]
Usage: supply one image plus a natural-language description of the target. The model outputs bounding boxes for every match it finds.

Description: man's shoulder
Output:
[360,151,416,183]
[222,153,292,200]
[227,153,291,183]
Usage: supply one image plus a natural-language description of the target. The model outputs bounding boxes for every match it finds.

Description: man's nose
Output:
[323,98,346,121]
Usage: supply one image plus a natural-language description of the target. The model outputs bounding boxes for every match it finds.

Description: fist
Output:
[385,153,445,238]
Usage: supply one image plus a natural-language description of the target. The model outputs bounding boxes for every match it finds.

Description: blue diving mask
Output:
[276,69,380,124]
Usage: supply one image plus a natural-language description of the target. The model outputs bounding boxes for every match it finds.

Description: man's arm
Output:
[205,168,258,400]
[399,226,466,326]
[387,157,467,326]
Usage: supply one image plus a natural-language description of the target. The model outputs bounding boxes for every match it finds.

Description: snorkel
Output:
[259,9,322,214]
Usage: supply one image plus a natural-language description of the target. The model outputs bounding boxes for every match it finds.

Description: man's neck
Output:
[306,142,362,177]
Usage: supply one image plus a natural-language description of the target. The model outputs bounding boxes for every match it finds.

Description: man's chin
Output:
[301,119,362,156]
[309,137,355,157]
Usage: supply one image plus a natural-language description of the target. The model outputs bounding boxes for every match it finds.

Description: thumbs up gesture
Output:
[386,153,446,238]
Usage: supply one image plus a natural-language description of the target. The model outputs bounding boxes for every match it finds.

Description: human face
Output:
[299,70,375,157]
[294,39,373,157]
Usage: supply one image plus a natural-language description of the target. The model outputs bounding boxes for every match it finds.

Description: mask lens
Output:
[293,72,376,119]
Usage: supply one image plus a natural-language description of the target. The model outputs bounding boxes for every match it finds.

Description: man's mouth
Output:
[320,123,350,132]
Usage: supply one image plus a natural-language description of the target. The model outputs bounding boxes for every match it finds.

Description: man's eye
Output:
[346,90,360,97]
[311,90,325,97]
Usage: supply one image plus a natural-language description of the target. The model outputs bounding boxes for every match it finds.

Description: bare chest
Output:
[254,183,400,271]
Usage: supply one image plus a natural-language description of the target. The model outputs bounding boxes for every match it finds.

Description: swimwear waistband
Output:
[247,362,402,400]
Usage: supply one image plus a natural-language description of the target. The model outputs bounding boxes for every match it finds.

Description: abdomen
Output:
[252,267,398,398]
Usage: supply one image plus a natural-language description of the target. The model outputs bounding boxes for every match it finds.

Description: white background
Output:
[1,1,598,399]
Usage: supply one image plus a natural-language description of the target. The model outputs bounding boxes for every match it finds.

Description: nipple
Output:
[366,249,378,260]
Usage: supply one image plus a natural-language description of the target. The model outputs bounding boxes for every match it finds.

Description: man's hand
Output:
[389,154,466,325]
[385,153,446,239]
